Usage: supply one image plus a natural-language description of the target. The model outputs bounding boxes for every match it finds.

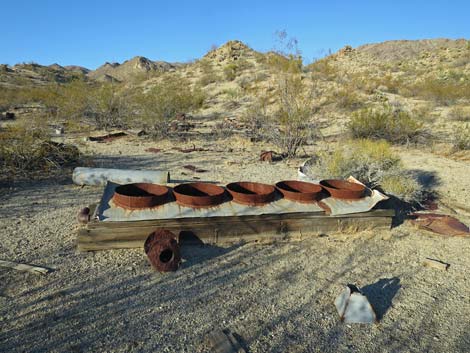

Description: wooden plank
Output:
[77,211,393,251]
[87,208,395,230]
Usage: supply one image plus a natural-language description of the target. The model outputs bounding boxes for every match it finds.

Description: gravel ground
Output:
[1,136,469,353]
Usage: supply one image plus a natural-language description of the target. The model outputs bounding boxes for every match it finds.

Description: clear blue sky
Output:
[3,0,469,69]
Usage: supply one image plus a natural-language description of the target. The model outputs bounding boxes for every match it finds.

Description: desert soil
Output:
[1,133,469,353]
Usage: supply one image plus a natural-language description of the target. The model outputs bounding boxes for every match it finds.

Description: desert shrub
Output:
[334,87,363,110]
[408,77,470,105]
[136,77,205,136]
[350,103,424,144]
[0,121,80,177]
[303,139,425,203]
[307,57,337,80]
[223,63,239,81]
[197,59,220,86]
[452,124,470,151]
[448,106,470,122]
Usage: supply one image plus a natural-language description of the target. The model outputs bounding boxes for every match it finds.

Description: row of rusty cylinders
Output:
[144,229,181,272]
[111,179,367,210]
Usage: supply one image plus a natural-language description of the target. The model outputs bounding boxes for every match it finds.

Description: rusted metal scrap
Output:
[88,132,127,142]
[77,207,91,224]
[145,147,162,153]
[260,151,274,162]
[411,213,470,237]
[144,229,181,272]
[183,164,208,173]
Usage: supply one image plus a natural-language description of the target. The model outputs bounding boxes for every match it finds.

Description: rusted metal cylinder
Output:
[320,179,365,200]
[226,181,276,205]
[173,182,226,208]
[144,229,181,272]
[275,180,323,203]
[77,207,91,224]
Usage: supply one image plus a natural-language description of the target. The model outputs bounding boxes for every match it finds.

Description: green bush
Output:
[303,139,425,203]
[136,77,205,136]
[350,104,424,144]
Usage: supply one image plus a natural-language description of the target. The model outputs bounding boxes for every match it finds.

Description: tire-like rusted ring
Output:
[113,183,170,209]
[226,181,276,206]
[319,179,365,200]
[275,180,323,203]
[144,229,181,272]
[173,182,226,208]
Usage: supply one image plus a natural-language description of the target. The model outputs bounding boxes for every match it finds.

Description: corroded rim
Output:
[226,181,276,206]
[319,179,365,200]
[275,180,323,203]
[173,182,226,208]
[113,183,170,209]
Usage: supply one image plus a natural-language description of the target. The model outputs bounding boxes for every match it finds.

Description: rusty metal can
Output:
[144,229,181,272]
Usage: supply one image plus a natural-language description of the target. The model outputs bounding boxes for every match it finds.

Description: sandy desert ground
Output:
[1,133,470,353]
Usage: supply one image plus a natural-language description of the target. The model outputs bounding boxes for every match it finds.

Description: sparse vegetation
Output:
[350,103,425,144]
[452,124,470,151]
[304,139,425,203]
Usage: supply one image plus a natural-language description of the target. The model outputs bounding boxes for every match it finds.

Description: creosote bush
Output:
[452,124,470,151]
[350,103,424,144]
[0,121,80,178]
[303,139,425,203]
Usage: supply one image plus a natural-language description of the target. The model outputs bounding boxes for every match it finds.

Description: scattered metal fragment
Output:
[113,183,170,209]
[226,182,276,206]
[260,151,274,162]
[183,164,208,173]
[320,179,365,200]
[423,258,450,271]
[275,180,323,203]
[145,147,162,153]
[173,182,226,208]
[77,207,91,224]
[335,284,377,324]
[88,132,127,142]
[144,229,181,272]
[176,145,210,153]
[411,213,470,237]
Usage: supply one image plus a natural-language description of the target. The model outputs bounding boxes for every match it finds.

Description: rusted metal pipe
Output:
[144,229,181,272]
[320,179,365,200]
[275,180,323,203]
[173,182,226,208]
[226,182,276,206]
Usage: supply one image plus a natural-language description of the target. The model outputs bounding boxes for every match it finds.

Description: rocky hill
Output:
[87,56,182,82]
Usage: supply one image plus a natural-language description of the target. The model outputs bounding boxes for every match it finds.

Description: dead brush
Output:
[0,123,80,178]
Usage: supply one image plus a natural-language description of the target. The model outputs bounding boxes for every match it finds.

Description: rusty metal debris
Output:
[335,284,377,324]
[175,145,210,153]
[77,207,91,224]
[275,180,323,203]
[226,182,276,206]
[144,229,181,272]
[320,179,365,200]
[260,151,274,162]
[113,183,170,209]
[145,147,162,153]
[183,165,208,173]
[88,132,127,142]
[173,182,226,208]
[411,213,470,237]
